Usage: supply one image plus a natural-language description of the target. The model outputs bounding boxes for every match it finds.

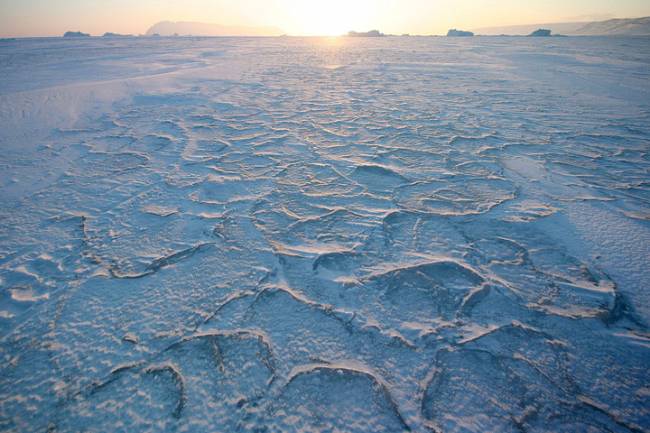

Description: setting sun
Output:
[281,0,377,36]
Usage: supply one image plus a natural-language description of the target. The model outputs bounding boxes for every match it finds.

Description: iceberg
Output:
[447,29,474,37]
[528,28,552,37]
[347,30,385,37]
[63,31,90,37]
[102,32,133,38]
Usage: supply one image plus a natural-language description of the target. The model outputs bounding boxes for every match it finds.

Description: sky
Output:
[1,0,650,37]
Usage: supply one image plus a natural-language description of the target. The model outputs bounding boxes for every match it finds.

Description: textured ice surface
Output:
[1,36,649,433]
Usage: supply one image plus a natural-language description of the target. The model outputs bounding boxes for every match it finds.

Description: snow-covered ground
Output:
[1,36,649,433]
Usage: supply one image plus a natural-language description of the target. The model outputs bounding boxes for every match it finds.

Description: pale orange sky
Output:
[1,0,650,37]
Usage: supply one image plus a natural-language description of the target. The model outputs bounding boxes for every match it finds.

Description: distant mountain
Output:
[573,16,650,35]
[146,21,283,37]
[63,31,90,37]
[474,22,587,36]
[474,16,650,36]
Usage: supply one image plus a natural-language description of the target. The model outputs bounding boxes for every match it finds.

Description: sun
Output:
[286,0,375,36]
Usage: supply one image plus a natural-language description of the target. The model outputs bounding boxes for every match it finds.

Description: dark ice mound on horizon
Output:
[63,31,90,37]
[102,32,133,38]
[347,30,385,37]
[528,29,553,37]
[447,29,474,37]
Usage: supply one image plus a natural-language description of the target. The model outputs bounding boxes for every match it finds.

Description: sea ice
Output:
[0,35,649,432]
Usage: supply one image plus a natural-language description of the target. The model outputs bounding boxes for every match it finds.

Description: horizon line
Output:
[2,14,649,39]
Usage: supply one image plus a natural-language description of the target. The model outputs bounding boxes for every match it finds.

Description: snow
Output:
[1,35,649,433]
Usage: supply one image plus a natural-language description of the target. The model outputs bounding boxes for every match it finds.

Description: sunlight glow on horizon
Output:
[279,0,378,36]
[1,0,650,37]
